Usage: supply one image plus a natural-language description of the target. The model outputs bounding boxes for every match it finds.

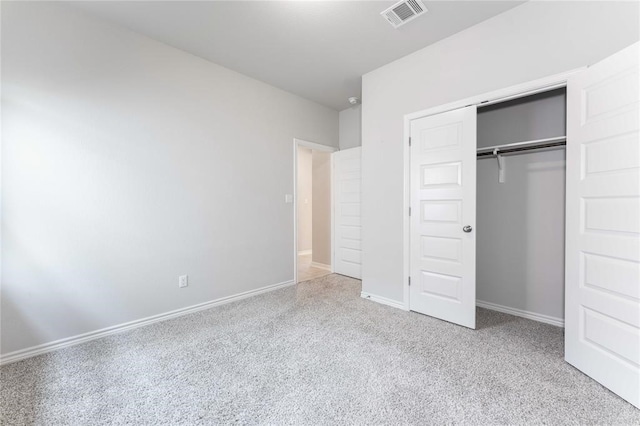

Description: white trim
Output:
[294,138,337,153]
[310,261,331,271]
[331,149,337,278]
[0,279,295,366]
[403,113,411,311]
[476,300,564,328]
[297,249,312,256]
[330,151,335,276]
[403,68,585,311]
[404,68,584,122]
[361,292,408,311]
[293,138,337,284]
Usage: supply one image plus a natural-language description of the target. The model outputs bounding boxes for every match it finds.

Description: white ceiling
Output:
[69,1,524,110]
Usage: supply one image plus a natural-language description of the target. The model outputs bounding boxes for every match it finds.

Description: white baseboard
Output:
[297,249,312,256]
[310,261,331,271]
[361,292,407,311]
[0,279,296,366]
[476,300,564,328]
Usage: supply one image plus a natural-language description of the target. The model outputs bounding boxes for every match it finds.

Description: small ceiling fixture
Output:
[381,0,428,29]
[348,96,360,105]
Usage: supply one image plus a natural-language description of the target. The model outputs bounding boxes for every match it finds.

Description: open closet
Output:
[406,42,639,408]
[407,87,568,330]
[476,88,567,327]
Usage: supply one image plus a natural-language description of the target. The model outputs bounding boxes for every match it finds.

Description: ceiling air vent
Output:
[381,0,427,29]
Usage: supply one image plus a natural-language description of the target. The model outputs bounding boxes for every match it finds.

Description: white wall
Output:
[361,1,640,304]
[312,151,331,266]
[1,2,338,355]
[339,105,361,150]
[297,147,313,253]
[477,150,566,320]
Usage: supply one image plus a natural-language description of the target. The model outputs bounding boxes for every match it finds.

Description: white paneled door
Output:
[565,42,640,408]
[410,106,477,329]
[333,147,362,279]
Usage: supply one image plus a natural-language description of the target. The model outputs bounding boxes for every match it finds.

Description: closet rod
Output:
[477,136,566,158]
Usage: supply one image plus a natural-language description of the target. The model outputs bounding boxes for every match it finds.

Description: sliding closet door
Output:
[409,106,477,329]
[565,42,639,408]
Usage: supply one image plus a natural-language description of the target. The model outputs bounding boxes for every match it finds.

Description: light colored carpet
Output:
[1,274,638,425]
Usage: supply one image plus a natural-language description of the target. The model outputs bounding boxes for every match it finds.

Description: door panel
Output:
[410,106,477,329]
[565,42,640,408]
[333,147,362,279]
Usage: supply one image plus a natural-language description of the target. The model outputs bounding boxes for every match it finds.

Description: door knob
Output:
[463,225,473,233]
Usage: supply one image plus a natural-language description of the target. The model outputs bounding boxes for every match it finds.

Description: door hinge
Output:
[409,207,412,216]
[408,276,411,286]
[408,137,412,147]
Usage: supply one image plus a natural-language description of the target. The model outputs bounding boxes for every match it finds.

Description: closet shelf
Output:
[477,136,566,158]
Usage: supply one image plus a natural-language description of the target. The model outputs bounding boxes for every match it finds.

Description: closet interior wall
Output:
[476,89,567,322]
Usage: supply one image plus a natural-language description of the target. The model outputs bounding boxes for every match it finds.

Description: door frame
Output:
[293,138,338,284]
[402,68,584,311]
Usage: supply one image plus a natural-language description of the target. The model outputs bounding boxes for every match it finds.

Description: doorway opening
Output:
[475,87,567,328]
[293,139,336,283]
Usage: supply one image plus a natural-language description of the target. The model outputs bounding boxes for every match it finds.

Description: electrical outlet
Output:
[179,275,188,288]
